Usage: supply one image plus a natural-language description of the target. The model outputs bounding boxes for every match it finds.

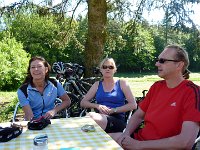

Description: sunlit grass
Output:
[1,72,200,98]
[0,72,200,122]
[116,72,200,97]
[0,92,17,103]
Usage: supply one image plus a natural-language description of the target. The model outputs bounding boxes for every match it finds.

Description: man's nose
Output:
[155,61,160,67]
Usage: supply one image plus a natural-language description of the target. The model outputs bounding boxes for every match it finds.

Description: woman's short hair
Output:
[166,44,190,79]
[99,58,117,71]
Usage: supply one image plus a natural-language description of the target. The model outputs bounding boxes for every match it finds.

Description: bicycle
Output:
[52,62,100,117]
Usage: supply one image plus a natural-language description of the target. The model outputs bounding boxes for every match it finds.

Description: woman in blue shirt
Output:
[17,56,71,120]
[81,58,137,133]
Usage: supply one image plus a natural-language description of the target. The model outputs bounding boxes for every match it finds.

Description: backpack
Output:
[0,124,23,142]
[19,78,57,98]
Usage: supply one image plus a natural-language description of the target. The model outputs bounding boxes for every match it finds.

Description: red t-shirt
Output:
[134,80,200,140]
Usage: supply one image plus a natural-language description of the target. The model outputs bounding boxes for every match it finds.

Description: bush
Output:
[0,37,30,91]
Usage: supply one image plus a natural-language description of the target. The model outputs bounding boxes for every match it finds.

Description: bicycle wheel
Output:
[53,98,67,118]
[63,81,75,94]
[67,92,84,117]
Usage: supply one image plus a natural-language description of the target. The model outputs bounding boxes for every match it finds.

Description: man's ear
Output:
[177,61,184,71]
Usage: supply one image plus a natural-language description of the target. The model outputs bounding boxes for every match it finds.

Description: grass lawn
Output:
[0,72,200,122]
[0,92,17,103]
[1,72,200,100]
[1,72,200,102]
[116,72,159,97]
[116,72,200,97]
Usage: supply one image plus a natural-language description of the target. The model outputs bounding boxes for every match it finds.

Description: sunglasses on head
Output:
[156,58,180,64]
[102,65,114,69]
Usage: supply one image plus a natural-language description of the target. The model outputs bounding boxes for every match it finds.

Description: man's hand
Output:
[121,135,139,150]
[117,132,130,147]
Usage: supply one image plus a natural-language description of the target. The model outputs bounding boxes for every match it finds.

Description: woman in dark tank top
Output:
[80,57,137,133]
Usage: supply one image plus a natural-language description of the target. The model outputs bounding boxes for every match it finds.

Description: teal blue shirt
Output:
[17,80,66,119]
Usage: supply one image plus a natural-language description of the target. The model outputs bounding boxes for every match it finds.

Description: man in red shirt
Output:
[111,44,200,149]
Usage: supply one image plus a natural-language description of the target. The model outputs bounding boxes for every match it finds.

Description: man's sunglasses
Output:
[156,58,180,64]
[102,65,114,69]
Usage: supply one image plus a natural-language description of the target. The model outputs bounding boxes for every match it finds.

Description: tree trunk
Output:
[84,0,107,77]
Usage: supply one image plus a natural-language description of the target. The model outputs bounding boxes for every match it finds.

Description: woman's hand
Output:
[97,105,112,115]
[22,105,34,121]
[24,114,34,121]
[44,109,57,119]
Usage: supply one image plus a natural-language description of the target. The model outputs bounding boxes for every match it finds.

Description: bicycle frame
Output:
[52,62,100,117]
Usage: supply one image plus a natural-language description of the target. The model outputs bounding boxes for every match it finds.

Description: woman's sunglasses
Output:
[102,65,114,69]
[156,58,180,64]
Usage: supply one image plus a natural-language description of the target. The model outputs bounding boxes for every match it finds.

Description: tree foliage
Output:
[9,13,76,64]
[105,20,156,72]
[0,0,200,91]
[0,36,30,91]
